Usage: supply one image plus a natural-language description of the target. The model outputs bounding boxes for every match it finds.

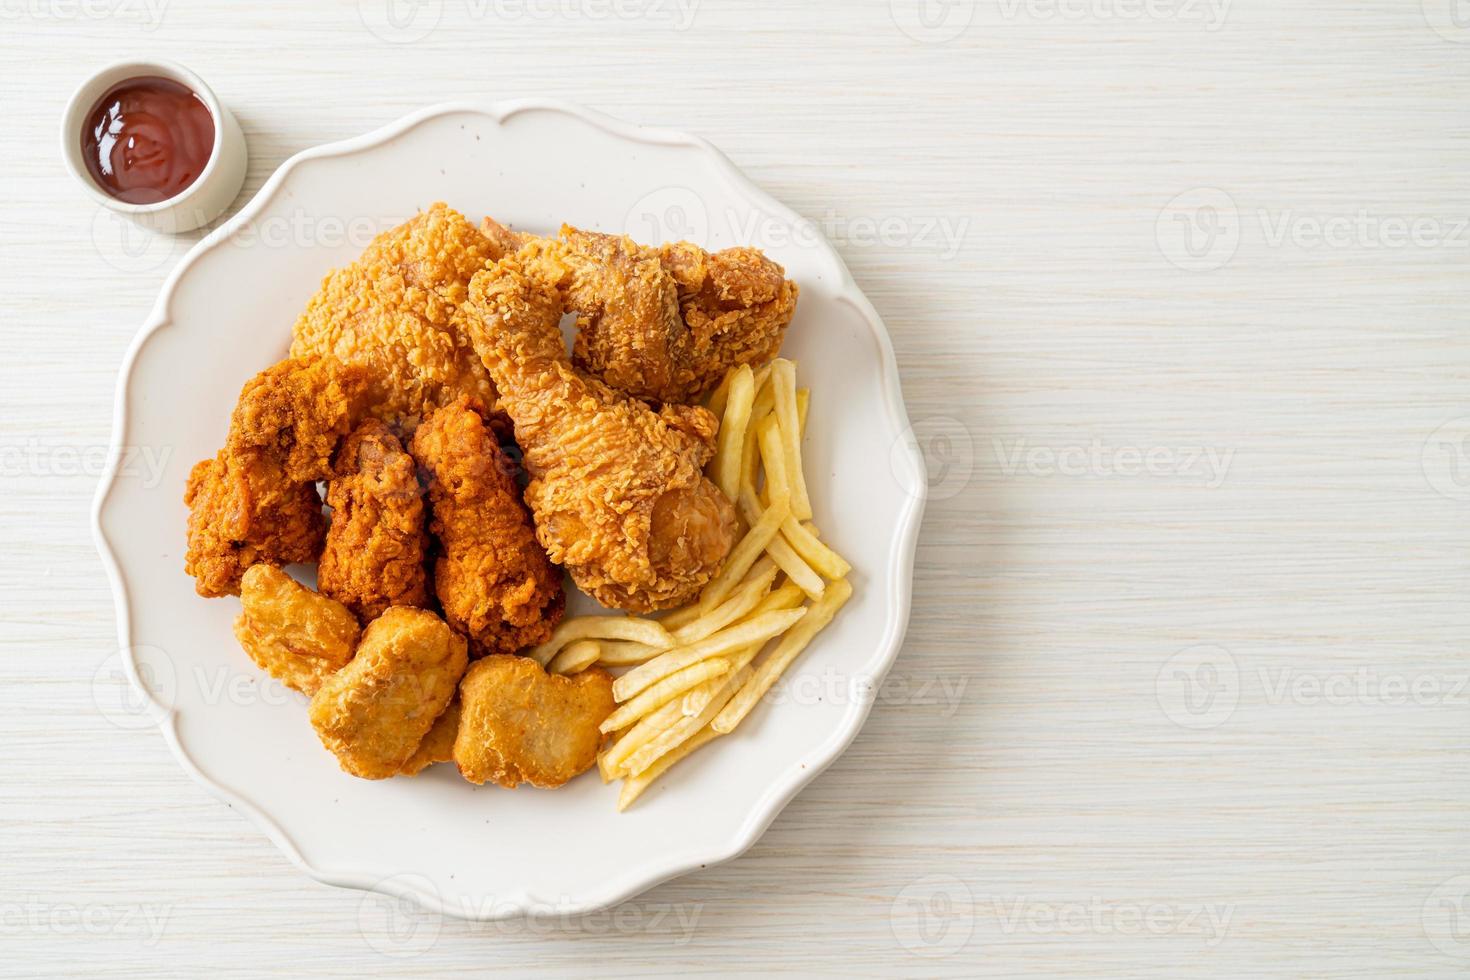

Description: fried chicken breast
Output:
[308,606,468,780]
[291,203,500,424]
[184,356,371,597]
[319,419,430,622]
[453,655,615,788]
[459,251,737,612]
[233,564,360,695]
[411,398,565,655]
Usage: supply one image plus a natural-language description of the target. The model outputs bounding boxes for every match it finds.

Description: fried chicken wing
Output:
[481,218,798,404]
[184,356,371,597]
[233,564,360,695]
[452,655,614,788]
[308,606,468,780]
[459,251,738,612]
[319,419,430,621]
[291,203,500,424]
[411,398,565,655]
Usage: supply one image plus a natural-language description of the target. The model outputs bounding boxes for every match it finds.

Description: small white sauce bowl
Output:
[61,59,247,234]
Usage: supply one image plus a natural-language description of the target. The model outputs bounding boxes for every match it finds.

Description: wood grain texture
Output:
[3,1,1468,975]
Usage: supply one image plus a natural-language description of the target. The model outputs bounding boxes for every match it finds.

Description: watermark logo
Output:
[1157,188,1240,272]
[994,437,1233,487]
[624,186,710,245]
[358,874,442,958]
[359,0,443,42]
[1422,418,1470,502]
[91,208,178,275]
[997,0,1231,31]
[992,896,1233,946]
[0,0,169,29]
[1155,645,1239,729]
[892,416,975,501]
[891,874,974,957]
[91,645,175,732]
[0,898,172,945]
[1423,0,1470,43]
[890,0,974,43]
[1423,875,1470,958]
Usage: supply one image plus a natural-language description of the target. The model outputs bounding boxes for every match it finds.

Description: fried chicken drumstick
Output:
[411,397,565,655]
[481,218,798,405]
[458,248,738,612]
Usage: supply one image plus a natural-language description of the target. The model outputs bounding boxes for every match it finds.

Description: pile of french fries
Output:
[528,358,853,810]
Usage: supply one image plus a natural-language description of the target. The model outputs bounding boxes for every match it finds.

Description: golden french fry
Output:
[657,603,704,632]
[698,500,789,614]
[528,615,674,666]
[765,532,825,599]
[713,365,755,501]
[750,581,807,617]
[757,416,790,508]
[704,368,734,419]
[602,697,686,777]
[613,607,807,702]
[601,658,730,733]
[617,726,722,811]
[597,640,664,667]
[781,518,851,579]
[797,387,809,437]
[672,560,777,646]
[548,639,601,676]
[712,578,853,734]
[771,360,812,520]
[623,663,752,777]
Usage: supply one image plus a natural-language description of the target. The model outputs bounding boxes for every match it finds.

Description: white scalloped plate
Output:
[92,101,925,919]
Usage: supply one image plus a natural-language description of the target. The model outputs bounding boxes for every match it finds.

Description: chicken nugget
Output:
[233,564,360,695]
[309,607,468,779]
[453,655,615,788]
[399,699,460,776]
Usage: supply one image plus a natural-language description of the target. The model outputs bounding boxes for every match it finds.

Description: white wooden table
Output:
[4,2,1468,975]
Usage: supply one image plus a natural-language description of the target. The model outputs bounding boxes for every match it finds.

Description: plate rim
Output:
[91,98,927,920]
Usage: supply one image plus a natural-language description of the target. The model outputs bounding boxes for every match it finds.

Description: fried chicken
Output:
[458,250,738,612]
[453,655,614,788]
[481,217,798,404]
[319,419,430,621]
[291,203,500,424]
[308,606,468,780]
[184,356,372,597]
[399,698,459,776]
[411,397,565,655]
[233,564,360,695]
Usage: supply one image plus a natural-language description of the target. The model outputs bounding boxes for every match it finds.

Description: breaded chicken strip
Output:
[184,357,371,597]
[233,564,360,695]
[460,252,737,612]
[292,203,500,424]
[481,218,797,404]
[319,419,430,621]
[309,607,468,780]
[453,655,614,788]
[411,398,565,656]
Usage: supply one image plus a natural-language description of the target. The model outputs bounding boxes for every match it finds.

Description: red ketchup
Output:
[82,76,215,205]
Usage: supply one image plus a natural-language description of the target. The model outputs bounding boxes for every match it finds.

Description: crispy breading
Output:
[308,607,468,780]
[291,203,500,424]
[184,357,371,597]
[399,698,459,776]
[319,419,430,621]
[481,217,797,404]
[453,655,615,788]
[459,252,737,612]
[233,564,360,695]
[411,398,565,655]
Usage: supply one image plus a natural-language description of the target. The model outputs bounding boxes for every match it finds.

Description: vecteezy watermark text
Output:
[993,437,1234,488]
